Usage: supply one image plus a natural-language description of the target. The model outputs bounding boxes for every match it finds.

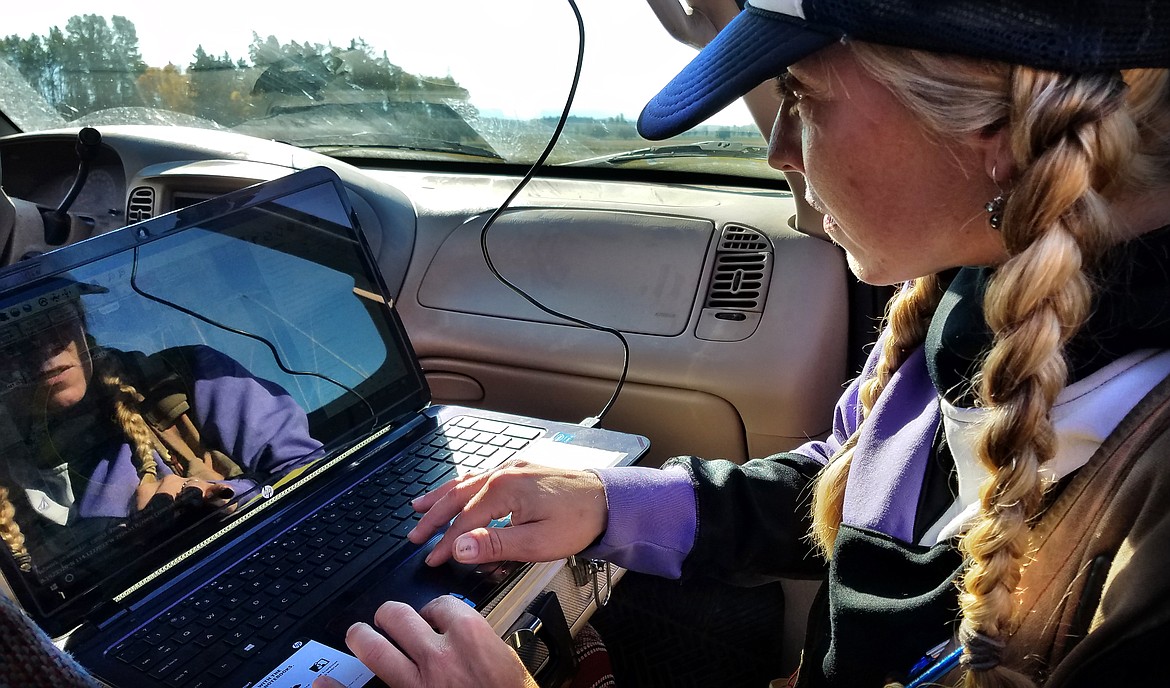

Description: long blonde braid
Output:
[957,69,1137,688]
[92,351,165,482]
[0,487,31,571]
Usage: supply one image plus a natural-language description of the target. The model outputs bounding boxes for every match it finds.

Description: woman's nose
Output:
[767,98,804,173]
[27,325,72,358]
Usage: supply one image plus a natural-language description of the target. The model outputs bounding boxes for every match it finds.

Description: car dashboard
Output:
[0,124,852,468]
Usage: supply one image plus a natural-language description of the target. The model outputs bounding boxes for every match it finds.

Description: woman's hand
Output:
[645,0,744,50]
[135,474,234,511]
[311,597,537,688]
[407,459,608,567]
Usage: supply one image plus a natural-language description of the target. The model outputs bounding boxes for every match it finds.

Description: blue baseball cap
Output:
[638,0,1170,140]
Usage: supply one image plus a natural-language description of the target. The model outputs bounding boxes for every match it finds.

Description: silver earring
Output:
[985,195,1005,230]
[986,165,1006,230]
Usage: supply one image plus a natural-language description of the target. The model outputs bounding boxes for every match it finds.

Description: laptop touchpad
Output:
[317,544,529,642]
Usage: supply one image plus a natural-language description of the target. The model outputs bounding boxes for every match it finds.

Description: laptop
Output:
[0,165,648,688]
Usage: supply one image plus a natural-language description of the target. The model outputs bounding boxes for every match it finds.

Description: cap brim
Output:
[0,277,108,317]
[637,8,836,140]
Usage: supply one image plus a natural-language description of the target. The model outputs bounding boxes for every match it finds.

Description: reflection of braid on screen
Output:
[0,353,168,572]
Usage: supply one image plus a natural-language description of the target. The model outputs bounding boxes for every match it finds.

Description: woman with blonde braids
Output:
[308,2,1170,688]
[0,284,322,570]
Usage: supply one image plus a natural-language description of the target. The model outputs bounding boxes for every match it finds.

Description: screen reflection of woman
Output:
[0,283,323,572]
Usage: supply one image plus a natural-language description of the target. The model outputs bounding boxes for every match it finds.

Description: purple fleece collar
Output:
[840,345,940,543]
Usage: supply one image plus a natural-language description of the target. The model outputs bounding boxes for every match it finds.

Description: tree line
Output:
[0,14,468,126]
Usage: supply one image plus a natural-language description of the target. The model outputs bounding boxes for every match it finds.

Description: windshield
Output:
[0,0,781,181]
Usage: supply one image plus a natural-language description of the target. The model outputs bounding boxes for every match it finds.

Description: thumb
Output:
[311,677,345,688]
[452,524,546,564]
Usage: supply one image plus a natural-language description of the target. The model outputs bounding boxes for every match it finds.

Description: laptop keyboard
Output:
[105,415,543,688]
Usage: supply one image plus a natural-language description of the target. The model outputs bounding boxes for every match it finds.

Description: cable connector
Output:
[578,416,600,428]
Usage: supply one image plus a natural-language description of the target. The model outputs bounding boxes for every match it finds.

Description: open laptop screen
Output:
[0,169,425,627]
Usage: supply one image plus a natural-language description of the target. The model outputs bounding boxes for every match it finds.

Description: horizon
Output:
[3,0,755,126]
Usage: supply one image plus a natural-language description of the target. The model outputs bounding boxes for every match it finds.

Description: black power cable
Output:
[477,0,630,427]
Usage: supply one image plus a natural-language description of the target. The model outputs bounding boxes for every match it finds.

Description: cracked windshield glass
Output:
[1,0,778,179]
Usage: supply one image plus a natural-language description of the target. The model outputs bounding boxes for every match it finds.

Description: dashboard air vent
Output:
[127,186,155,223]
[705,225,772,311]
[719,225,771,252]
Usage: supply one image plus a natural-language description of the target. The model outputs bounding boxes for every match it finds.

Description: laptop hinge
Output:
[59,599,123,649]
[92,601,128,630]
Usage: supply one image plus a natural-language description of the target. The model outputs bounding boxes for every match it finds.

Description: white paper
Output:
[521,437,627,470]
[253,639,375,688]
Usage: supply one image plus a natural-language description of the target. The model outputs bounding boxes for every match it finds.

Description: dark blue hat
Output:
[638,0,1170,140]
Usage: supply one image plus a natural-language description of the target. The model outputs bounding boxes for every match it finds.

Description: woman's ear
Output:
[981,126,1015,185]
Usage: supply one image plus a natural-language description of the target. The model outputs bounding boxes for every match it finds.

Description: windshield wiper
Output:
[568,140,767,166]
[300,140,504,161]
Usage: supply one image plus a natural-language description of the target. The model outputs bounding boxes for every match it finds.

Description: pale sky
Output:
[4,0,755,126]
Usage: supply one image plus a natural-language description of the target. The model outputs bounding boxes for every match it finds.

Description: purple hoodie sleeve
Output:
[186,346,323,498]
[580,364,871,578]
[579,465,696,578]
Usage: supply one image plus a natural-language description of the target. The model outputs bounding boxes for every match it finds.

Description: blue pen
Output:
[905,646,963,688]
[906,640,948,677]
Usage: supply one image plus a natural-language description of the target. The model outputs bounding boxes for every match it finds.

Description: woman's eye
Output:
[775,74,805,115]
[775,74,793,97]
